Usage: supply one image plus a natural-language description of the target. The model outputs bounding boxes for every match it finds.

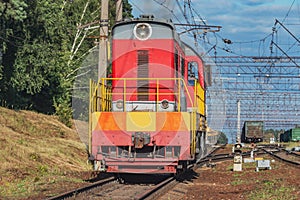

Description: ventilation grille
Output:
[137,50,149,101]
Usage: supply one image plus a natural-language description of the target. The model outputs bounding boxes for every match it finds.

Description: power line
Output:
[281,0,296,23]
[175,0,190,24]
[127,1,300,135]
[128,1,144,13]
[152,0,184,24]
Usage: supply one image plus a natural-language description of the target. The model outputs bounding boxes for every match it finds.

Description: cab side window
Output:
[174,50,178,78]
[181,57,185,77]
[188,61,198,85]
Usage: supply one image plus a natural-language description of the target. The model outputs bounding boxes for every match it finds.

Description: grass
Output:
[0,172,87,198]
[226,160,256,172]
[284,142,300,149]
[247,180,297,200]
[227,158,298,200]
[231,178,245,186]
[0,107,91,199]
[229,160,297,199]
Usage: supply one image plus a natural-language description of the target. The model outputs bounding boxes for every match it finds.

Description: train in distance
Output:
[280,127,300,142]
[241,121,264,143]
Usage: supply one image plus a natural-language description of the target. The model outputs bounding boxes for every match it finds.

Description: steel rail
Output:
[134,177,175,200]
[138,148,268,199]
[280,148,300,158]
[136,145,292,200]
[260,148,300,167]
[134,146,223,200]
[45,176,116,200]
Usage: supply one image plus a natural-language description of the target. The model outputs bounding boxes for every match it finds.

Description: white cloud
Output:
[239,0,275,6]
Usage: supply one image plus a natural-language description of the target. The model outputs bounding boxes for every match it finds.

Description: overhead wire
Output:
[127,1,300,124]
[271,0,299,61]
[151,0,203,46]
[186,0,202,47]
[128,0,144,13]
[80,0,298,61]
[152,0,184,24]
[281,0,296,23]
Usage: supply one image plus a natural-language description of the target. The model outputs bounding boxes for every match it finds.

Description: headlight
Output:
[161,99,169,109]
[134,23,152,40]
[116,100,123,109]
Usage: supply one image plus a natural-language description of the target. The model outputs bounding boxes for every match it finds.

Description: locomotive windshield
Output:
[113,22,173,39]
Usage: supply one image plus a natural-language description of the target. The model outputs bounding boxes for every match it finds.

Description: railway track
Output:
[46,173,174,200]
[155,145,299,200]
[47,145,287,200]
[281,148,300,158]
[46,176,117,200]
[260,147,300,167]
[135,146,262,200]
[45,146,221,200]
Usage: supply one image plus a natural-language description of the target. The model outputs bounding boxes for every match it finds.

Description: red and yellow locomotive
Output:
[89,15,207,174]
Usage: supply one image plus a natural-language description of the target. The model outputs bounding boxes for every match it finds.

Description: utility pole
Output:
[98,0,109,79]
[116,0,123,22]
[236,100,241,144]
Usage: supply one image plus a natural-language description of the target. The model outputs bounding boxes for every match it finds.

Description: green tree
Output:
[0,0,28,106]
[265,129,284,142]
[0,0,132,126]
[0,50,2,81]
[217,132,228,144]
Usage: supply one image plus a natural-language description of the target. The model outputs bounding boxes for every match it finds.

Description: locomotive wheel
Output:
[176,161,188,175]
[195,132,202,160]
[115,174,125,184]
[118,177,125,184]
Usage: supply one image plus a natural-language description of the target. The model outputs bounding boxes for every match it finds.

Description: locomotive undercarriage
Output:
[92,131,206,173]
[93,145,182,173]
[195,131,207,161]
[98,145,181,159]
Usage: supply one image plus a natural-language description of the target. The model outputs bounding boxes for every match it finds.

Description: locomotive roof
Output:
[183,42,202,58]
[113,15,203,61]
[113,15,175,30]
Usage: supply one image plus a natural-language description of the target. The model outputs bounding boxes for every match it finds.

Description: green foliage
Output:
[54,94,73,127]
[0,1,28,21]
[29,152,41,162]
[0,0,132,125]
[217,132,228,144]
[0,44,2,80]
[0,64,2,81]
[37,165,48,175]
[265,129,284,141]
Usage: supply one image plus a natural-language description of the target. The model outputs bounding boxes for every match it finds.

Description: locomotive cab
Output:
[111,16,181,112]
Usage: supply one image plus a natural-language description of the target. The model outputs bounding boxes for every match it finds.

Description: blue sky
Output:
[129,0,299,56]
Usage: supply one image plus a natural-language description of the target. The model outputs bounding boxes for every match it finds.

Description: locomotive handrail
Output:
[90,77,197,112]
[88,79,112,154]
[89,77,202,156]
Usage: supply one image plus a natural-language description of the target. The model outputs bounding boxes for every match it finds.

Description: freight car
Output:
[88,15,207,174]
[206,127,220,145]
[241,121,264,143]
[280,128,300,142]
